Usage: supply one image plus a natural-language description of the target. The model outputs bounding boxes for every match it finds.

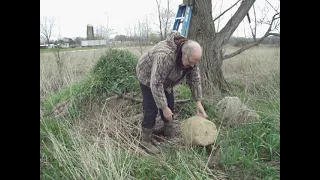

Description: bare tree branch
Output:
[266,0,279,13]
[105,95,120,101]
[248,21,256,41]
[248,3,257,41]
[164,0,170,38]
[215,0,256,47]
[125,25,133,41]
[253,4,257,40]
[137,20,144,54]
[223,12,280,60]
[95,25,115,40]
[132,17,150,54]
[216,0,224,31]
[212,0,221,11]
[108,92,191,104]
[119,94,143,103]
[165,1,175,38]
[213,0,241,22]
[146,15,149,42]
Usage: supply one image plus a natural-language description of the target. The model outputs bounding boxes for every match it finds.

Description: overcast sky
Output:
[40,0,279,40]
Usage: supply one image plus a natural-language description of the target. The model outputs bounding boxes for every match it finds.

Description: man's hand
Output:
[196,101,208,118]
[163,106,173,121]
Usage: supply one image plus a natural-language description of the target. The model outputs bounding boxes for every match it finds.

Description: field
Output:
[40,44,280,180]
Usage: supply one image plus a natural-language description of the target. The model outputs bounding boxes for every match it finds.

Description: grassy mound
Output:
[91,48,140,94]
[40,48,140,118]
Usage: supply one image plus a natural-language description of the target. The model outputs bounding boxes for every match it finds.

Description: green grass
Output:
[215,69,280,179]
[40,75,93,118]
[91,48,140,94]
[130,147,218,179]
[218,116,280,179]
[40,46,280,180]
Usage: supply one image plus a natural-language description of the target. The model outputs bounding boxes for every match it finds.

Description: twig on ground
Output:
[107,92,192,104]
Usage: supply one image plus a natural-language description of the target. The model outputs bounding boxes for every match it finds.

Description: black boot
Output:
[163,121,174,139]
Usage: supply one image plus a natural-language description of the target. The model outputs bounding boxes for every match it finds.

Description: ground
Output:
[40,44,280,180]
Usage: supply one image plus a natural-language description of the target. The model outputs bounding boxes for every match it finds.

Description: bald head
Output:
[182,40,202,57]
[181,40,202,68]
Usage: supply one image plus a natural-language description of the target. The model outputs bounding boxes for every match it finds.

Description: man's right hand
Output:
[163,107,173,121]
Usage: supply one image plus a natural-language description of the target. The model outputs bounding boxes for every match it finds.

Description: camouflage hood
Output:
[165,30,188,51]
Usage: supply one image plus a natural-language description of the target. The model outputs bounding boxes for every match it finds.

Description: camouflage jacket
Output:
[136,31,202,109]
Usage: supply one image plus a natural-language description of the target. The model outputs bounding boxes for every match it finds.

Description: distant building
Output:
[40,44,55,49]
[87,25,95,40]
[61,43,69,48]
[81,39,109,47]
[40,45,47,49]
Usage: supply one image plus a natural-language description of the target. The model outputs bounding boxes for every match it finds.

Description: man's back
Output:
[136,31,180,87]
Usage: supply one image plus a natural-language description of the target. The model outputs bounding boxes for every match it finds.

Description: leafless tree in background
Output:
[40,16,55,45]
[125,25,133,41]
[134,16,151,55]
[94,25,115,41]
[155,0,176,40]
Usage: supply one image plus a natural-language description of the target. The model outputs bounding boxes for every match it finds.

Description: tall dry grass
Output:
[40,49,104,98]
[223,45,280,84]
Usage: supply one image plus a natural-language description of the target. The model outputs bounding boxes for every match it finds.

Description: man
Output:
[136,31,208,154]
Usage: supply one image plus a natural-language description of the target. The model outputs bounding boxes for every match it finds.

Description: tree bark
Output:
[187,0,229,93]
[187,0,256,93]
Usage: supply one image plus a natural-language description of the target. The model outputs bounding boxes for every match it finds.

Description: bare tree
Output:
[94,25,115,40]
[40,36,46,45]
[155,0,176,40]
[40,16,55,45]
[186,0,280,92]
[125,25,133,41]
[134,17,151,55]
[145,15,150,43]
[137,20,144,54]
[155,0,163,39]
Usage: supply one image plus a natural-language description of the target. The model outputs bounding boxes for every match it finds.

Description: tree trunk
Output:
[187,0,256,93]
[155,0,164,40]
[46,37,50,45]
[187,0,229,93]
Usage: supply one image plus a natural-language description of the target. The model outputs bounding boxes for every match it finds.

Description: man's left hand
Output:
[196,101,208,118]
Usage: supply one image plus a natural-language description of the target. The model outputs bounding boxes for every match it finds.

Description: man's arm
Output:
[150,54,173,109]
[186,67,208,118]
[185,66,202,102]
